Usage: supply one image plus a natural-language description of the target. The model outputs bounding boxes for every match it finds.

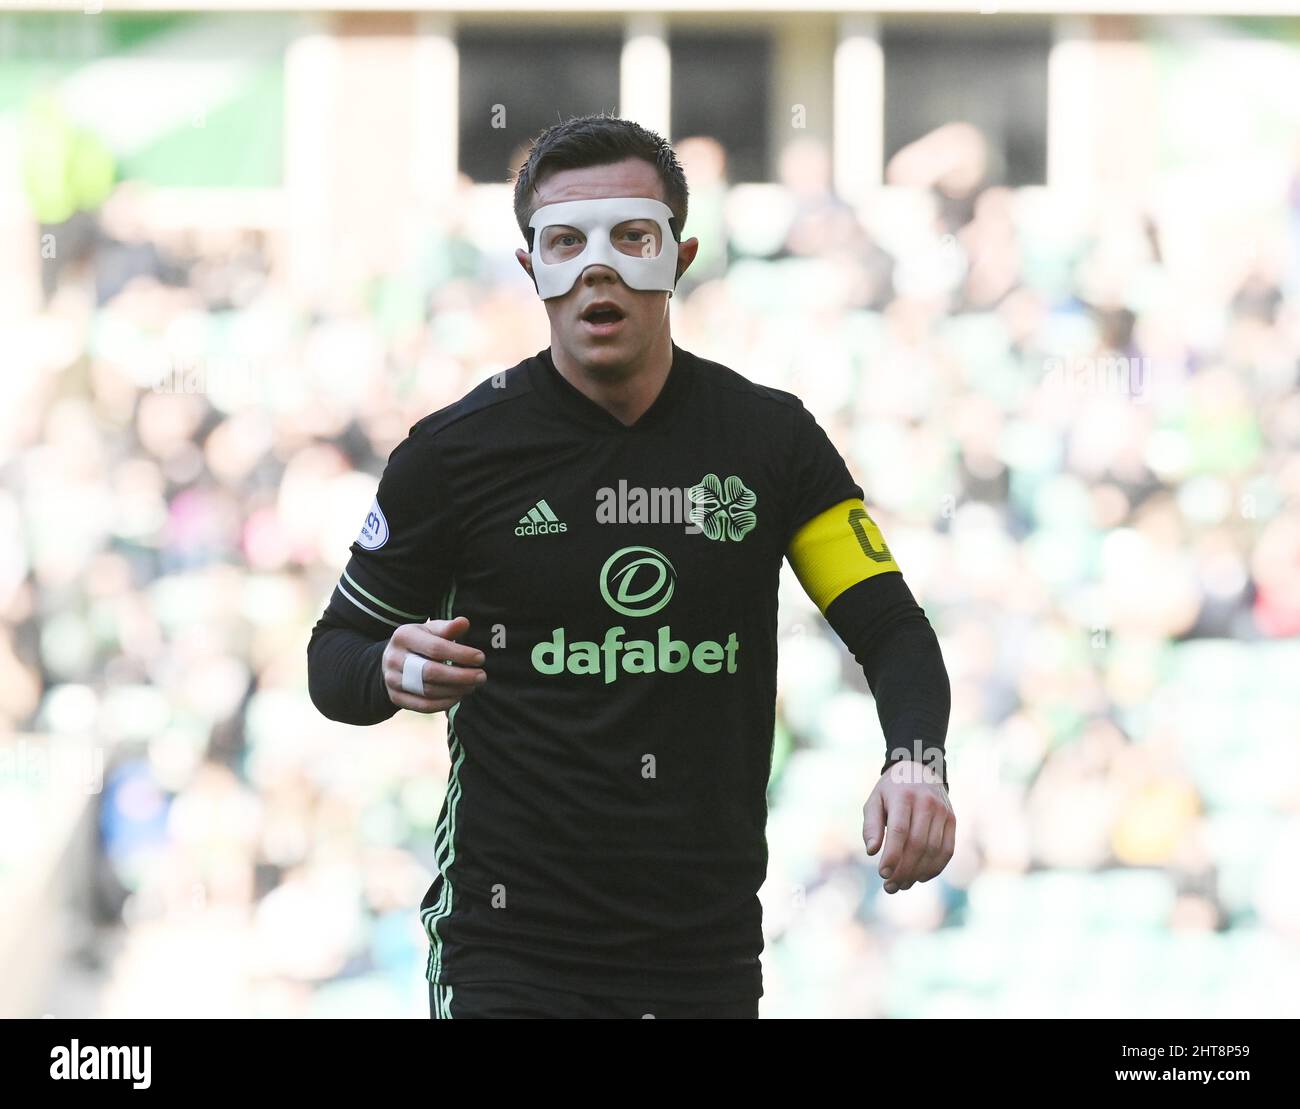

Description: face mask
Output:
[526,196,680,300]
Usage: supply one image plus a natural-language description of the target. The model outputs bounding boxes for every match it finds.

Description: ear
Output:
[515,247,539,295]
[672,235,701,290]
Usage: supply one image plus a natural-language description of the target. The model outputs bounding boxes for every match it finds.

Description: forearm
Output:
[306,609,400,726]
[823,573,951,789]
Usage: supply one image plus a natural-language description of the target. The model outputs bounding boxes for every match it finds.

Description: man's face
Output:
[516,157,698,375]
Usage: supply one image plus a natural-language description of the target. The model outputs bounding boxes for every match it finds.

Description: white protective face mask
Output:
[526,196,680,300]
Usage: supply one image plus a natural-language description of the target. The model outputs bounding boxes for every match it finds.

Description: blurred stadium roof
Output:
[8,1,1300,14]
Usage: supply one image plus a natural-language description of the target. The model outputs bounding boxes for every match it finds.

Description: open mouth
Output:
[581,303,627,328]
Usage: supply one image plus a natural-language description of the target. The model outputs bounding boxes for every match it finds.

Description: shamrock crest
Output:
[687,474,757,542]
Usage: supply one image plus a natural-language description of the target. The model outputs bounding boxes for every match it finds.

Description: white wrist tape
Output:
[401,652,429,696]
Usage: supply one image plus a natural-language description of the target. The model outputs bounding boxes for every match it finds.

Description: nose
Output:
[579,263,619,285]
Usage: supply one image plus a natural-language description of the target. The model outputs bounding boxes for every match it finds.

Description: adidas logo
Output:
[515,498,568,536]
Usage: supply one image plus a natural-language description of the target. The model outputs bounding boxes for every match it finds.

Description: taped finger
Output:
[402,652,429,696]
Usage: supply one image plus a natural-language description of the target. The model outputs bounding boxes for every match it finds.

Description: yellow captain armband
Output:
[787,498,901,614]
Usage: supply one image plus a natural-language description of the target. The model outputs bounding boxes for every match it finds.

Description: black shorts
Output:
[428,980,759,1019]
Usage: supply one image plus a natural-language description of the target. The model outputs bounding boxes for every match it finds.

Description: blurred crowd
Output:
[3,121,1300,1018]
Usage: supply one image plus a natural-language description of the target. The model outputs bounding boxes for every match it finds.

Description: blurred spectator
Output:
[19,91,116,305]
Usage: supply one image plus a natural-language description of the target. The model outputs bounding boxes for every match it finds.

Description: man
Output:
[307,115,954,1019]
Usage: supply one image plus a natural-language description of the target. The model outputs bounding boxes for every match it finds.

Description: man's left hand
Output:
[862,759,955,894]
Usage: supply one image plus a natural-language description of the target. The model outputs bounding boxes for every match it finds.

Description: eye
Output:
[540,228,585,264]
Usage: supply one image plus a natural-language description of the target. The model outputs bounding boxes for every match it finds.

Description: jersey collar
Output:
[531,342,693,433]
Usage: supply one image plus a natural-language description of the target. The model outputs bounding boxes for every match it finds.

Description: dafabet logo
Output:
[531,545,738,683]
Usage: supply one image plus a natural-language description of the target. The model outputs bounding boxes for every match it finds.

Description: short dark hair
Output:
[511,113,689,244]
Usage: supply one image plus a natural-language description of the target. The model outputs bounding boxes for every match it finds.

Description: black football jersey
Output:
[321,342,864,1000]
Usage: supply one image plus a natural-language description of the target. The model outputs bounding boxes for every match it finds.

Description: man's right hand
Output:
[382,615,486,714]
